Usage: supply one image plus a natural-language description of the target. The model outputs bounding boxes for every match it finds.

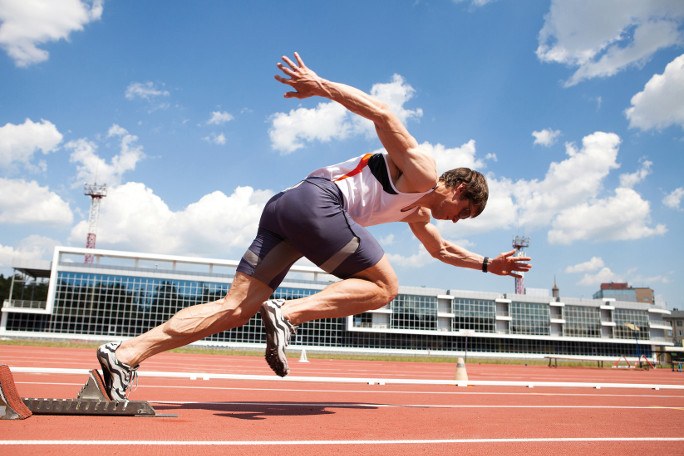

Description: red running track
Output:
[1,344,684,455]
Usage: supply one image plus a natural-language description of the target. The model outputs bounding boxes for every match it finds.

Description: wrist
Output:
[482,256,489,273]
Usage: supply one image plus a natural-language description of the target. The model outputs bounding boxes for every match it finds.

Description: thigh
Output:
[271,178,385,279]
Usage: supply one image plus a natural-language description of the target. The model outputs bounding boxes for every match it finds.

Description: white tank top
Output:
[308,152,432,227]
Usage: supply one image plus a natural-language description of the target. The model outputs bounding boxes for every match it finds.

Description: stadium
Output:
[1,246,673,364]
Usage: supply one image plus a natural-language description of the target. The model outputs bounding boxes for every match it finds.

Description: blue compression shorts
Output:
[236,177,384,289]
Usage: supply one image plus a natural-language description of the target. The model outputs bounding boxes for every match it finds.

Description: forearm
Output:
[431,241,486,272]
[317,79,393,125]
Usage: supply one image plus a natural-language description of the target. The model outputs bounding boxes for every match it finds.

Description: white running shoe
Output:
[260,299,296,377]
[96,341,138,401]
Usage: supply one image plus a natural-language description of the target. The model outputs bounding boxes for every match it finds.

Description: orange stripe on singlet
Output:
[333,153,373,182]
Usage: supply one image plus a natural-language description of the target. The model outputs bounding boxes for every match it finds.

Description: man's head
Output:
[438,168,489,218]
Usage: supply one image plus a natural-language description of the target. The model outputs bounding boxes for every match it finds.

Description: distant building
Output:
[665,309,684,346]
[593,282,655,305]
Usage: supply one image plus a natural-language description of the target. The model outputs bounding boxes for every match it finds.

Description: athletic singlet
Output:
[308,152,433,227]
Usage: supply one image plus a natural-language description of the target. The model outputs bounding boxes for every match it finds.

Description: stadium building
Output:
[1,246,674,361]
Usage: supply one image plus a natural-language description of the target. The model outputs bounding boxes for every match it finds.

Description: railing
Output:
[2,299,47,310]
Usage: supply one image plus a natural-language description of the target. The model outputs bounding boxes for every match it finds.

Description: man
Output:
[97,52,532,400]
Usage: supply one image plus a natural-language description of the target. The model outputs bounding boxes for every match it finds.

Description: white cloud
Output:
[516,131,622,229]
[269,74,421,153]
[125,81,170,101]
[67,124,144,186]
[532,128,561,147]
[577,267,621,287]
[625,54,684,131]
[565,256,605,274]
[269,102,350,154]
[0,178,72,225]
[0,0,103,67]
[69,182,273,258]
[537,0,684,86]
[419,139,486,175]
[386,243,433,268]
[419,131,665,247]
[619,159,652,188]
[207,111,234,125]
[204,133,226,145]
[663,187,684,210]
[0,118,62,171]
[0,235,60,269]
[548,187,667,244]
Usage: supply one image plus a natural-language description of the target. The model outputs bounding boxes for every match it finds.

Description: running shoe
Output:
[260,299,296,377]
[96,341,138,401]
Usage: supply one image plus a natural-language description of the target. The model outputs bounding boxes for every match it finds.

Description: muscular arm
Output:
[406,210,532,277]
[275,52,436,192]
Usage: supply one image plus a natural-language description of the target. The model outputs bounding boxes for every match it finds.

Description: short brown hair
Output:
[438,168,488,217]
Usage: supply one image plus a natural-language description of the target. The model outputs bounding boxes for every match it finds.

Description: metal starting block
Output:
[1,364,157,419]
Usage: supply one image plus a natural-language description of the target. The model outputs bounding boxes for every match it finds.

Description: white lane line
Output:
[150,400,684,411]
[9,367,684,390]
[1,437,684,446]
[13,379,684,400]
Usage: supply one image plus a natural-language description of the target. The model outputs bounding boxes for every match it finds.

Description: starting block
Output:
[1,364,157,420]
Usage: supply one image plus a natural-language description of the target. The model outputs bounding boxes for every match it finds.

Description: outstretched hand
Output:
[274,52,326,99]
[487,249,532,278]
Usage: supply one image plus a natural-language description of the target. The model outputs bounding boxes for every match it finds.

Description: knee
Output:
[372,273,399,308]
[216,296,252,327]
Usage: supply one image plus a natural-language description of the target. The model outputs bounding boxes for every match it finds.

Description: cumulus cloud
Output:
[203,133,226,145]
[418,139,486,175]
[68,182,273,258]
[663,187,684,210]
[537,0,684,86]
[619,159,652,188]
[0,0,103,67]
[435,131,665,246]
[0,235,60,269]
[532,128,561,147]
[67,124,144,186]
[548,187,667,244]
[0,118,62,172]
[625,54,684,131]
[517,131,622,229]
[269,74,422,153]
[0,178,72,225]
[565,257,621,286]
[565,256,605,274]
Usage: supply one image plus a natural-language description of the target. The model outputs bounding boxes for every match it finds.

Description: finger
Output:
[281,55,297,69]
[274,74,293,85]
[284,91,303,99]
[293,51,305,67]
[276,62,296,77]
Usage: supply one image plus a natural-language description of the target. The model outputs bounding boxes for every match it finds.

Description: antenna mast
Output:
[512,235,530,294]
[83,183,107,263]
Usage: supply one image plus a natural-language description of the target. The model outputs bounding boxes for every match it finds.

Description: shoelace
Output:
[123,366,139,399]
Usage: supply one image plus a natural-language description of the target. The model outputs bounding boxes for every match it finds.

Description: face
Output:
[431,183,476,223]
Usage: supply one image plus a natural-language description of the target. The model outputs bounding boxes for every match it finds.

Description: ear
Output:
[453,183,466,199]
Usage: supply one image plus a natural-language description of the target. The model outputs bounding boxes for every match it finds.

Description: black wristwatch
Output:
[482,256,489,273]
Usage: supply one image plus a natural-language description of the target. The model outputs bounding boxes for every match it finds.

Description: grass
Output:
[0,336,580,367]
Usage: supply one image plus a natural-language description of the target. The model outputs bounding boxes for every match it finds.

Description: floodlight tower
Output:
[512,235,530,294]
[83,183,107,263]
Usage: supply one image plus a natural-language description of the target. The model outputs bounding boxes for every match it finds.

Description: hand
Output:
[274,52,326,99]
[487,249,532,278]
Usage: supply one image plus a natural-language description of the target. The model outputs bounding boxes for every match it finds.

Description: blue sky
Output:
[1,0,683,308]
